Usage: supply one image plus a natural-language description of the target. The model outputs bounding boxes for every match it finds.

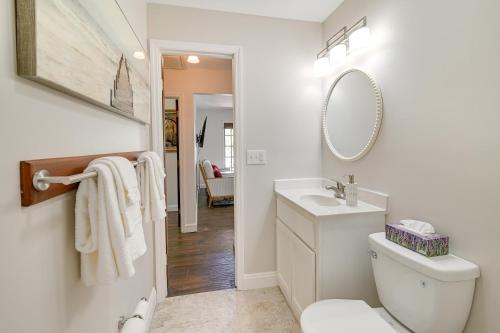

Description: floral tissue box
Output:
[385,224,449,257]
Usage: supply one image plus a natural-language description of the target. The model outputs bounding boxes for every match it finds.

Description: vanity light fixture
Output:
[187,55,200,64]
[313,57,330,77]
[329,43,347,66]
[349,26,371,51]
[315,16,370,76]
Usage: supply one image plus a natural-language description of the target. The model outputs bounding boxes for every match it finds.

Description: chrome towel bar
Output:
[32,160,145,192]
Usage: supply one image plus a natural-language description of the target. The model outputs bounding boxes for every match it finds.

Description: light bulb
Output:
[329,43,347,66]
[187,55,200,64]
[349,26,371,51]
[313,57,330,77]
[133,51,145,60]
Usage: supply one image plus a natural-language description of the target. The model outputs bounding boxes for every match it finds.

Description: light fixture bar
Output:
[317,27,347,59]
[316,16,367,59]
[326,27,347,48]
[345,16,367,35]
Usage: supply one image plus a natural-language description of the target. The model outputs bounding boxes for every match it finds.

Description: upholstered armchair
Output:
[199,159,234,207]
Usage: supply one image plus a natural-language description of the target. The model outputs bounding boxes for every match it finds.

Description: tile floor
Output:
[150,287,300,333]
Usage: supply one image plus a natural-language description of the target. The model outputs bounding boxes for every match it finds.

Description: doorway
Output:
[150,40,244,301]
[162,54,236,296]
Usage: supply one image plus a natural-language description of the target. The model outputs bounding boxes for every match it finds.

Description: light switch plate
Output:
[247,150,267,165]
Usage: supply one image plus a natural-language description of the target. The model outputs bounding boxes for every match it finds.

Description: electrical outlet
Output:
[247,150,267,165]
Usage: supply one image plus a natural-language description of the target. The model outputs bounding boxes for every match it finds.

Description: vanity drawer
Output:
[277,197,315,249]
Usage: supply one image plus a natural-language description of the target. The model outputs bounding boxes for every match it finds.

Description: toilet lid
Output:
[301,300,398,333]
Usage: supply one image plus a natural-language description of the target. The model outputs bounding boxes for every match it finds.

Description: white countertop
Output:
[274,178,388,218]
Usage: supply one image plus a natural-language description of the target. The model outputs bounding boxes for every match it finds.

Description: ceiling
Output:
[148,0,344,22]
[195,94,233,111]
[163,55,232,70]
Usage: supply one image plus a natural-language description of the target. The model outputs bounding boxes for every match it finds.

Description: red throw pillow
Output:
[212,164,223,178]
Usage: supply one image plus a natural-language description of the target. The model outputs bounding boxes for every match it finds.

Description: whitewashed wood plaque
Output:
[16,0,150,123]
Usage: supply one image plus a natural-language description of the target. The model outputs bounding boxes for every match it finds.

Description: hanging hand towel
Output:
[137,152,166,224]
[92,157,146,261]
[75,160,146,286]
[98,156,142,238]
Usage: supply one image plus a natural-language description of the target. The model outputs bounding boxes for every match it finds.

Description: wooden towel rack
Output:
[20,151,144,207]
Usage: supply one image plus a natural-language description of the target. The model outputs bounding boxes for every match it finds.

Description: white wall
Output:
[321,1,500,332]
[164,152,178,211]
[196,107,233,188]
[149,5,323,276]
[0,1,153,332]
[116,0,148,49]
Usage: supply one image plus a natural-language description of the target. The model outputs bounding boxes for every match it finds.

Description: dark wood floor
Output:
[166,190,235,297]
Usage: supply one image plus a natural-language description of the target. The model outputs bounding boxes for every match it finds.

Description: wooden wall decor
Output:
[20,151,143,207]
[15,0,150,123]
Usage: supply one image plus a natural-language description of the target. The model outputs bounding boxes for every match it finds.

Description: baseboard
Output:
[181,224,197,233]
[239,271,277,290]
[145,287,157,331]
[167,204,178,212]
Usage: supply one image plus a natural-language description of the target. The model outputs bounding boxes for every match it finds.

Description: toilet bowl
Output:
[301,232,480,333]
[301,299,403,333]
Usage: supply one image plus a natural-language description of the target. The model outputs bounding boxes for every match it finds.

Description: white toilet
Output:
[301,232,480,333]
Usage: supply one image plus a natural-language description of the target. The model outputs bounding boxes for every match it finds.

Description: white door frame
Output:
[149,39,245,301]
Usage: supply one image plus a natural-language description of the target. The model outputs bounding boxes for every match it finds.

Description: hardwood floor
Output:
[166,189,235,297]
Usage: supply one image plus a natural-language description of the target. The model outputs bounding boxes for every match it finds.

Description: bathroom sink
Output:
[274,179,388,217]
[300,194,341,207]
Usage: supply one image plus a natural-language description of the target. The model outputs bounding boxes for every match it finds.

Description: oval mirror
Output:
[323,68,383,161]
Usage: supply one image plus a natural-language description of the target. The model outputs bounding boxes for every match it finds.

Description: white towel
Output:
[137,152,166,224]
[75,161,146,286]
[98,156,142,237]
[400,219,435,235]
[90,157,146,261]
[100,156,141,203]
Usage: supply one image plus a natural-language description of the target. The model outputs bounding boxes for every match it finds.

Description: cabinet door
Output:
[276,219,293,302]
[290,232,316,319]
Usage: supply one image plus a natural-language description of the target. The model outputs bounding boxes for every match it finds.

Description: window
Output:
[224,123,234,171]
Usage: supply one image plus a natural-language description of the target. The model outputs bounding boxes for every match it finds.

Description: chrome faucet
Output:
[325,179,346,199]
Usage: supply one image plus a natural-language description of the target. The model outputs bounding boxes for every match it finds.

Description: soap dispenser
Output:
[345,174,358,207]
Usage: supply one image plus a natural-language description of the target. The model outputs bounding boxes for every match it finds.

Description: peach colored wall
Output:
[163,64,232,227]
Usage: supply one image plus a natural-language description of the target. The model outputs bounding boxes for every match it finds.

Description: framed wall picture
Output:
[164,97,179,152]
[164,111,178,152]
[15,0,150,123]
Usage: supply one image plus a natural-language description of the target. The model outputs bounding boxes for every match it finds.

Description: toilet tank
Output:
[368,232,480,333]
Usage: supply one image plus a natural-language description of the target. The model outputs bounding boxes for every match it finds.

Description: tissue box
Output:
[385,224,449,257]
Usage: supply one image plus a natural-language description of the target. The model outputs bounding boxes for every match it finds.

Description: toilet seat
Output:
[301,299,398,333]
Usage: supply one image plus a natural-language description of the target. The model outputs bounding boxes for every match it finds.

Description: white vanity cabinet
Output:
[276,219,293,302]
[290,227,316,316]
[274,179,389,321]
[276,219,315,318]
